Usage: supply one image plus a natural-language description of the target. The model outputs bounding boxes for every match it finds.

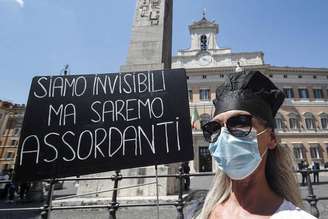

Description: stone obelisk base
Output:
[78,163,179,197]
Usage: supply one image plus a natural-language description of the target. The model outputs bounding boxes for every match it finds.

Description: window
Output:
[298,88,309,99]
[4,164,10,170]
[313,89,323,99]
[319,113,328,129]
[289,118,300,129]
[293,144,305,160]
[322,118,328,129]
[199,146,212,172]
[13,128,20,136]
[219,74,224,78]
[274,113,284,129]
[293,147,303,159]
[283,88,294,99]
[298,75,302,79]
[186,76,189,80]
[202,75,207,79]
[283,75,287,78]
[188,90,193,102]
[304,112,315,129]
[199,89,210,101]
[305,118,315,129]
[313,75,317,79]
[6,118,16,129]
[269,74,273,78]
[310,144,322,159]
[274,118,283,129]
[289,113,300,130]
[11,140,17,145]
[16,115,24,126]
[0,113,2,120]
[6,152,14,159]
[200,35,208,51]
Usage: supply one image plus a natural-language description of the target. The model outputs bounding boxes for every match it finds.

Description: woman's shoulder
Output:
[271,200,317,219]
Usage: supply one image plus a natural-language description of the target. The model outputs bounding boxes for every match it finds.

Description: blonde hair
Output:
[197,144,303,219]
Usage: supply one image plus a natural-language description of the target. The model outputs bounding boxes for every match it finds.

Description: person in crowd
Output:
[19,181,30,200]
[6,169,16,203]
[0,170,10,199]
[182,161,191,191]
[312,161,320,184]
[198,70,316,218]
[299,160,308,186]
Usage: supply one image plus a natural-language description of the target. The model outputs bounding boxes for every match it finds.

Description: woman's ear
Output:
[268,129,278,149]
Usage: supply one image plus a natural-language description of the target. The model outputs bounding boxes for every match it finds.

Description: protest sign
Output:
[14,69,193,181]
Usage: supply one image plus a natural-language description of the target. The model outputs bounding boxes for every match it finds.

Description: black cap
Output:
[213,70,285,127]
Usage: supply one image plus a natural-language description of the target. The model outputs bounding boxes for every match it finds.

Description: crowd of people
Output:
[0,169,30,203]
[298,160,322,185]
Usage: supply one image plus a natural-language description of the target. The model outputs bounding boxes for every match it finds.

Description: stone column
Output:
[120,0,173,72]
[78,0,179,198]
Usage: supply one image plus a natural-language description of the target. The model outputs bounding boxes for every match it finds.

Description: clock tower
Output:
[172,12,264,68]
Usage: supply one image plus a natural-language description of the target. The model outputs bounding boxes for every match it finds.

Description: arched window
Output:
[274,113,284,130]
[288,113,300,130]
[319,113,328,129]
[304,112,316,130]
[309,144,322,160]
[292,143,306,161]
[200,35,208,51]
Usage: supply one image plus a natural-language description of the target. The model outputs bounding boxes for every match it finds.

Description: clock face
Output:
[199,55,212,66]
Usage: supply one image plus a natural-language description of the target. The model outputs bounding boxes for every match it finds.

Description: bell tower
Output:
[188,10,220,51]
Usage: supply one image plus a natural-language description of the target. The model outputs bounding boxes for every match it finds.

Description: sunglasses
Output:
[201,114,253,143]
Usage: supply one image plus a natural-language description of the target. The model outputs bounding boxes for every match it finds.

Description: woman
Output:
[198,70,316,218]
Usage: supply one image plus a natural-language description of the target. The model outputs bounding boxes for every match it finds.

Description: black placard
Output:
[14,69,194,182]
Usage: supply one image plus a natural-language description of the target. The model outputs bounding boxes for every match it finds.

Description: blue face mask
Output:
[209,127,267,180]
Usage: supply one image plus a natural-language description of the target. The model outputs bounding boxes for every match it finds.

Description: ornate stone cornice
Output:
[184,64,268,74]
[189,17,218,32]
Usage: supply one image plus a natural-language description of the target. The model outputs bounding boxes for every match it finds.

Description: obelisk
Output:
[78,0,178,198]
[120,0,173,72]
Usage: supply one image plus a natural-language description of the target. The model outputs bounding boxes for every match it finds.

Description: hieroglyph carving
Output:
[139,0,161,25]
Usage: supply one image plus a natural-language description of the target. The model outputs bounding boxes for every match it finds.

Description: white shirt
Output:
[271,199,317,219]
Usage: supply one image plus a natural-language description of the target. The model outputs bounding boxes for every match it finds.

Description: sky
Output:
[1,0,328,104]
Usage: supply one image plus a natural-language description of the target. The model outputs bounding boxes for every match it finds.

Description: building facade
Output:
[172,14,328,173]
[0,14,327,181]
[0,100,25,172]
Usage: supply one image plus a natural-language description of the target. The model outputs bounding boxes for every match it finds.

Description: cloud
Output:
[15,0,24,8]
[0,0,25,8]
